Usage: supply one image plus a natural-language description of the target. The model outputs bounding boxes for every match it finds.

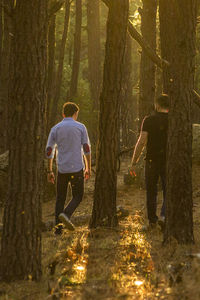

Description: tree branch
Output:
[48,0,65,19]
[128,20,169,69]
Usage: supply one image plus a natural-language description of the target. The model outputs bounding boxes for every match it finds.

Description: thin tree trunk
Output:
[87,0,101,110]
[68,0,82,99]
[0,0,48,280]
[120,34,135,148]
[50,0,70,127]
[90,0,129,228]
[47,13,56,132]
[159,0,197,244]
[139,0,157,124]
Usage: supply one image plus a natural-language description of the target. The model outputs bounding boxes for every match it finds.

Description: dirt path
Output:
[1,159,200,299]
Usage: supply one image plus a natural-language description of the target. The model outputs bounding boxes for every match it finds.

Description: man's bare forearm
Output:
[48,158,53,171]
[84,154,91,172]
[131,132,147,165]
[131,143,145,165]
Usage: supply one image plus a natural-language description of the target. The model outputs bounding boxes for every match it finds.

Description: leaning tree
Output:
[90,0,129,228]
[0,0,48,280]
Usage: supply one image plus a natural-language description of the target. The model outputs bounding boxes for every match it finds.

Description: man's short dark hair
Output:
[156,94,169,109]
[63,102,79,117]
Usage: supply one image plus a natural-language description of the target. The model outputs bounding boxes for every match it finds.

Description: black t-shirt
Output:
[142,112,168,162]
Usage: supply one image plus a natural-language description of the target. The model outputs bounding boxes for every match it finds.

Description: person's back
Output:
[50,118,88,173]
[143,111,168,162]
[46,102,91,233]
[131,94,169,226]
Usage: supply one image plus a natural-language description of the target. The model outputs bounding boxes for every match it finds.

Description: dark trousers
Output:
[145,160,166,224]
[55,169,84,225]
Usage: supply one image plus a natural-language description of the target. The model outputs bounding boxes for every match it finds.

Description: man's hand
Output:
[84,169,91,181]
[47,171,55,184]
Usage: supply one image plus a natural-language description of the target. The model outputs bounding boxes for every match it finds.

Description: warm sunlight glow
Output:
[134,280,143,286]
[76,265,85,271]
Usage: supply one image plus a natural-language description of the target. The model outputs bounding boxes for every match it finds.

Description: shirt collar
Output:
[63,117,74,121]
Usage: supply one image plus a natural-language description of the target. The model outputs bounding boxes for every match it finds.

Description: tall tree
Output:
[0,0,48,280]
[47,12,56,131]
[159,0,197,243]
[87,0,101,110]
[0,1,11,153]
[68,0,82,99]
[120,34,135,148]
[90,0,129,228]
[49,0,70,128]
[139,0,157,124]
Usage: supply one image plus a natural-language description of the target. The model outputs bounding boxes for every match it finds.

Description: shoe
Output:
[58,213,75,231]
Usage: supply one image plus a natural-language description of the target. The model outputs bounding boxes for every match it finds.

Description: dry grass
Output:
[0,159,200,299]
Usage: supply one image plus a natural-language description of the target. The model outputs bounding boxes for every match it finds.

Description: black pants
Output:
[145,160,166,224]
[55,169,84,225]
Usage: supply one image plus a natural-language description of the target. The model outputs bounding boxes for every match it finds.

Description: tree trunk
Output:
[90,0,129,228]
[139,0,157,124]
[50,0,70,127]
[159,0,197,244]
[0,3,11,154]
[0,0,2,78]
[120,34,135,148]
[87,0,101,110]
[68,0,82,99]
[47,12,56,132]
[0,0,48,280]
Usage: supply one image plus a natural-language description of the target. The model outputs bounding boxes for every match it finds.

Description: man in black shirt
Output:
[131,94,169,226]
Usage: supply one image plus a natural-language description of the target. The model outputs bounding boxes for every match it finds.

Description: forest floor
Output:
[1,158,200,300]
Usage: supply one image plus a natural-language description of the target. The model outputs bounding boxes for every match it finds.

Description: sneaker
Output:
[58,213,75,231]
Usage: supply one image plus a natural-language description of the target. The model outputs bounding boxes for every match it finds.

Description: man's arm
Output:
[84,153,91,180]
[47,158,55,184]
[46,128,56,184]
[131,131,148,166]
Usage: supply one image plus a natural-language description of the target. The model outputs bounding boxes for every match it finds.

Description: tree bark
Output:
[159,0,197,244]
[47,12,56,132]
[90,0,129,228]
[87,0,101,111]
[120,34,135,148]
[139,0,157,124]
[0,0,48,280]
[0,1,11,154]
[68,0,82,99]
[49,0,70,127]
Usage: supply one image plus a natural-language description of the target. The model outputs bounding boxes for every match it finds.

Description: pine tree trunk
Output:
[120,34,135,148]
[47,13,56,132]
[159,0,197,244]
[50,0,70,127]
[90,0,129,228]
[69,0,82,99]
[0,3,11,153]
[87,0,101,110]
[139,0,157,124]
[0,0,48,280]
